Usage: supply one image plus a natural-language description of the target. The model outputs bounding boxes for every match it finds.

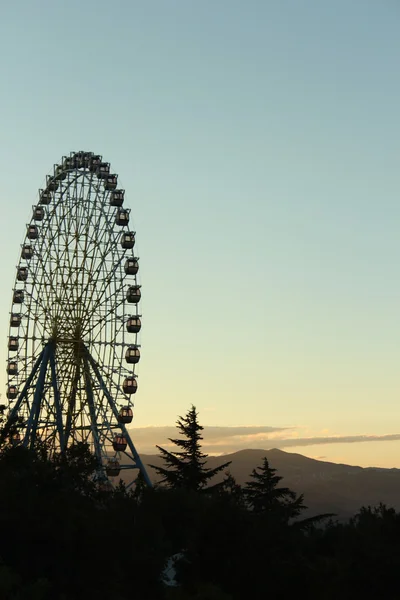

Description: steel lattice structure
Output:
[5,151,151,487]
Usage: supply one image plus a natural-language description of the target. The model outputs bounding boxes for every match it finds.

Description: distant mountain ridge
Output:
[130,448,400,520]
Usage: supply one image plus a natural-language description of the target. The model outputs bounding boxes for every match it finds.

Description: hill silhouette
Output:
[127,448,400,519]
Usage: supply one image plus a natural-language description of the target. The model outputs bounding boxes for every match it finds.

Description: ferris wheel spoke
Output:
[78,211,118,318]
[61,359,81,446]
[85,299,126,347]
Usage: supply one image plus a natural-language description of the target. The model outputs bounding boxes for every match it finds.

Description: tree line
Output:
[0,405,399,599]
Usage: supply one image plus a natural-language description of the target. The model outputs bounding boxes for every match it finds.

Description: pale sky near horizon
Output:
[0,1,400,468]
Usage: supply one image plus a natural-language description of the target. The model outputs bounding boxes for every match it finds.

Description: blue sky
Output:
[1,1,400,466]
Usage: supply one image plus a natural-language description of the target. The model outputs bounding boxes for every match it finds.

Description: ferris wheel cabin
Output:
[33,206,45,221]
[96,162,110,179]
[124,258,139,275]
[106,458,121,477]
[7,360,18,375]
[55,164,67,180]
[121,232,135,249]
[40,190,52,205]
[110,190,125,206]
[116,209,130,227]
[8,337,19,351]
[126,316,141,333]
[21,245,33,260]
[88,155,101,172]
[126,286,141,304]
[10,314,21,328]
[46,176,59,192]
[118,406,133,424]
[123,377,137,395]
[27,225,38,240]
[7,385,18,400]
[113,434,127,452]
[104,174,118,190]
[7,361,18,376]
[125,346,140,364]
[13,290,24,304]
[17,267,28,281]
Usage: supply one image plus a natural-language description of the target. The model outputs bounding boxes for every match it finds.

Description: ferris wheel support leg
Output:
[85,350,153,488]
[63,365,80,452]
[48,344,65,451]
[82,355,105,473]
[24,344,51,449]
[7,348,45,423]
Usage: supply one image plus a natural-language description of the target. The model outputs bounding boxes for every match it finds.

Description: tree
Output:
[0,404,25,450]
[219,471,244,505]
[244,456,306,522]
[150,405,231,492]
[0,442,168,600]
[132,468,148,503]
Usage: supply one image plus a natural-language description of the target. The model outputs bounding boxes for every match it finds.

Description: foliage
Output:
[244,456,306,521]
[0,441,166,600]
[219,471,245,505]
[0,410,25,449]
[0,408,399,599]
[150,405,231,492]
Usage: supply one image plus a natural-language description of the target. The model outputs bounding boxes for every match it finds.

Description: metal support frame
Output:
[24,344,51,448]
[85,348,152,488]
[8,348,45,422]
[82,353,104,473]
[48,343,65,450]
[63,363,80,451]
[7,340,151,490]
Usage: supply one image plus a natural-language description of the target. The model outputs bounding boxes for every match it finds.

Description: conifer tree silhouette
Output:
[150,405,230,491]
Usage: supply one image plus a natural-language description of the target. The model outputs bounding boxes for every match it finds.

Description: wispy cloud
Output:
[274,433,400,449]
[128,425,400,455]
[129,425,290,453]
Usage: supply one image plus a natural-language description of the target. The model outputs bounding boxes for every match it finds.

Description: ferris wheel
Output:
[5,151,151,487]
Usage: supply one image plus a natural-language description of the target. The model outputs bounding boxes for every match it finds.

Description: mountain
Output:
[130,448,400,520]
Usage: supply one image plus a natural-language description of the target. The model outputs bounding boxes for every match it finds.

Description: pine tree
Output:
[132,469,147,503]
[220,471,244,504]
[0,411,25,450]
[244,457,306,521]
[150,405,231,492]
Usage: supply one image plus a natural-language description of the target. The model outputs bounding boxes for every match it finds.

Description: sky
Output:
[0,0,400,468]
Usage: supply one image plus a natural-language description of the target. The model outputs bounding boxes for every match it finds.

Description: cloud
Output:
[128,425,290,453]
[274,433,400,449]
[128,425,400,455]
